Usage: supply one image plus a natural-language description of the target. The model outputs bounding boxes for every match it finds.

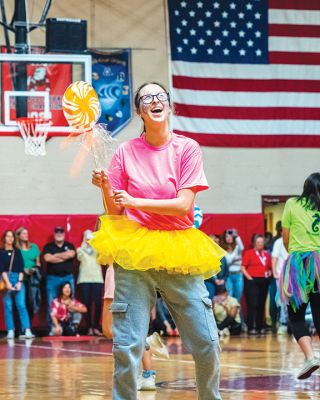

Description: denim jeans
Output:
[204,278,216,300]
[111,265,221,400]
[3,272,31,331]
[275,279,288,326]
[226,272,244,303]
[46,274,74,326]
[269,278,280,325]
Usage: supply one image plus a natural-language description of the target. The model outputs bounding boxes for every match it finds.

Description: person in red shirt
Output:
[241,235,272,335]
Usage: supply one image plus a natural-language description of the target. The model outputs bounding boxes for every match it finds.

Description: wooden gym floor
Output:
[0,334,319,400]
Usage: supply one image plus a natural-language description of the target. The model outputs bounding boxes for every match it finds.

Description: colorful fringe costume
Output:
[279,251,320,311]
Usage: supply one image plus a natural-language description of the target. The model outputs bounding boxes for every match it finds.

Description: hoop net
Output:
[17,117,51,156]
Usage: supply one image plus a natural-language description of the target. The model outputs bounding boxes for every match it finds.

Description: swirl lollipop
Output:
[62,81,101,131]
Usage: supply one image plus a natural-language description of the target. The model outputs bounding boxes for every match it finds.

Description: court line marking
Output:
[14,343,113,356]
[13,343,320,377]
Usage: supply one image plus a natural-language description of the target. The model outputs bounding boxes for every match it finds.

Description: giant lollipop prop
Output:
[62,81,116,209]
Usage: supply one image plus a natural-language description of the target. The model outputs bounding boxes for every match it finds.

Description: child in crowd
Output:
[213,285,241,337]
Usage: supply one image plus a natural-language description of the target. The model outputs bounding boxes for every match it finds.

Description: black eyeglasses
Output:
[139,92,170,104]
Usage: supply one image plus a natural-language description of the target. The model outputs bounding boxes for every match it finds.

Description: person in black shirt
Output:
[43,226,76,330]
[0,230,34,339]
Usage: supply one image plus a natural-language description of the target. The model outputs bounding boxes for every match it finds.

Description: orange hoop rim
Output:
[16,117,52,126]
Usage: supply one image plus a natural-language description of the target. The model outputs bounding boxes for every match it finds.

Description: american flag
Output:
[167,0,320,147]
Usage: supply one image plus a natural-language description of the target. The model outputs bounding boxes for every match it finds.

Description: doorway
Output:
[262,195,295,235]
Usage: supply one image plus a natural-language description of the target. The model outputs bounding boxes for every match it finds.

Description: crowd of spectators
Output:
[0,222,297,339]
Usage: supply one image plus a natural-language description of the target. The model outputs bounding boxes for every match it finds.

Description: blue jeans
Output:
[3,272,30,331]
[269,278,280,325]
[46,274,74,326]
[226,272,244,303]
[112,265,221,400]
[204,278,216,300]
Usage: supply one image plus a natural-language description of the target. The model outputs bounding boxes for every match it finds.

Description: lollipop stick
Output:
[91,144,109,214]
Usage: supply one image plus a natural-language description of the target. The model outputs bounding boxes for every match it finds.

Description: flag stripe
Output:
[269,37,320,53]
[174,131,320,148]
[174,104,320,120]
[269,24,320,38]
[168,0,320,148]
[269,9,320,25]
[173,89,320,108]
[269,51,320,65]
[269,0,320,11]
[171,61,320,80]
[173,76,320,93]
[173,116,319,135]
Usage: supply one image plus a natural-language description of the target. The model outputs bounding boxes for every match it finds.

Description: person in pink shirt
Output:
[91,82,225,400]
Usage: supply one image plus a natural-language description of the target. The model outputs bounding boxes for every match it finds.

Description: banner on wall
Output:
[90,49,133,136]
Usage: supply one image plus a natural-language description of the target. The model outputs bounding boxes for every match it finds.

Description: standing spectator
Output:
[205,234,228,299]
[273,220,282,243]
[241,235,272,335]
[0,230,34,339]
[50,282,87,336]
[272,234,289,334]
[15,227,41,321]
[222,229,244,303]
[213,285,241,336]
[264,232,274,253]
[279,173,320,379]
[153,295,178,336]
[77,229,104,336]
[43,227,76,329]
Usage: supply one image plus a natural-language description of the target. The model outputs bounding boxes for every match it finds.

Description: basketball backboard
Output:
[0,53,91,137]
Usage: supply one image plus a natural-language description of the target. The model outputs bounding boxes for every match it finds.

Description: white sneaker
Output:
[19,329,35,339]
[6,330,14,339]
[146,332,169,359]
[277,325,287,335]
[137,371,156,391]
[222,328,230,337]
[297,358,320,380]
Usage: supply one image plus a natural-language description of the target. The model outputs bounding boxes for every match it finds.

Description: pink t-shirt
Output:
[108,133,208,230]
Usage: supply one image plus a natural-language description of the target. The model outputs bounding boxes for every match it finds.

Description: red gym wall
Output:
[0,213,264,330]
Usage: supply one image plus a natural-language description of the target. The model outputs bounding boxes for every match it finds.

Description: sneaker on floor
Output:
[19,329,35,339]
[222,328,230,337]
[297,358,320,380]
[146,332,169,359]
[6,330,14,339]
[138,371,156,391]
[277,325,288,335]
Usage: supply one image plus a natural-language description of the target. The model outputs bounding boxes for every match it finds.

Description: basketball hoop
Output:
[17,117,51,156]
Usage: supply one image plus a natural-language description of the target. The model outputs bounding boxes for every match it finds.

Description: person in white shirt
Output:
[272,236,289,334]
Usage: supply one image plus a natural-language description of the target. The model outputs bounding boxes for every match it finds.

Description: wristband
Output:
[18,280,23,283]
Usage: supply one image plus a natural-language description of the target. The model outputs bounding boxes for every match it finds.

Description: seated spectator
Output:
[77,229,104,336]
[43,226,76,329]
[152,295,178,336]
[15,227,41,321]
[0,230,34,339]
[213,285,241,337]
[50,282,87,336]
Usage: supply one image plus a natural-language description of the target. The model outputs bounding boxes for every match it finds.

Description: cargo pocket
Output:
[202,297,218,341]
[110,302,131,346]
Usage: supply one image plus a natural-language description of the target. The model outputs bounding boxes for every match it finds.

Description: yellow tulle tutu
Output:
[90,215,226,279]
